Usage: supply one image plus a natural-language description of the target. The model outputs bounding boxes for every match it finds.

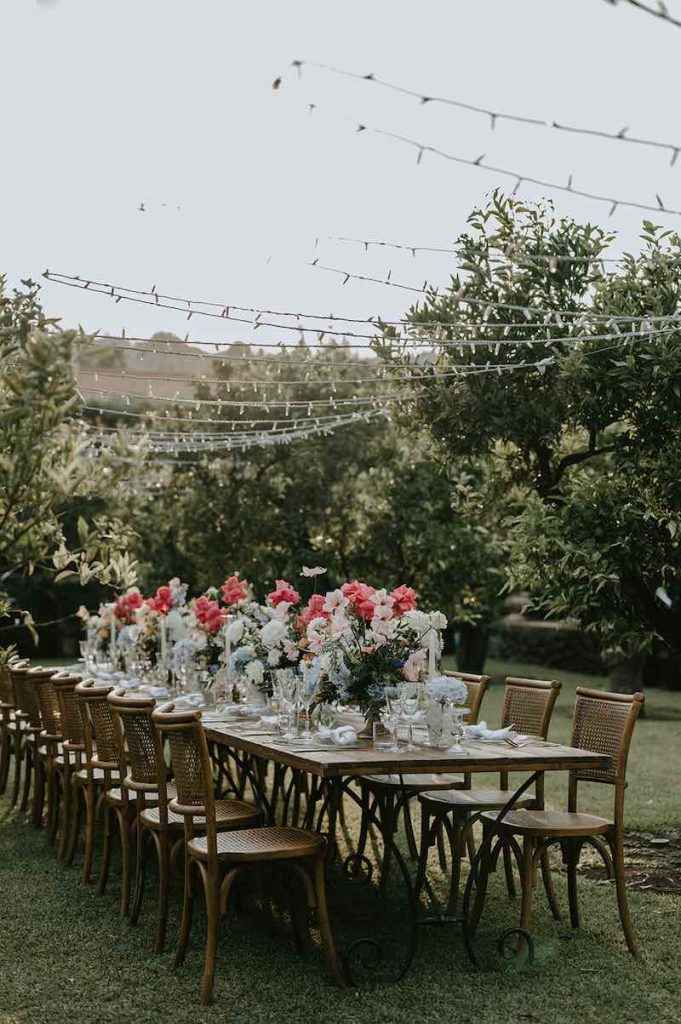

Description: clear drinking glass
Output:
[447,706,466,754]
[295,678,315,745]
[379,708,400,753]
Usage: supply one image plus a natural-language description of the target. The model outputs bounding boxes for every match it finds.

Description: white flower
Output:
[300,566,327,578]
[192,631,208,652]
[225,618,245,644]
[245,660,264,686]
[430,611,448,631]
[283,639,300,662]
[267,648,282,667]
[427,675,467,705]
[165,608,187,640]
[323,589,347,614]
[260,619,287,649]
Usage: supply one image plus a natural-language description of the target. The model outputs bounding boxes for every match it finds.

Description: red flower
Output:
[221,573,249,606]
[341,580,377,620]
[194,595,225,634]
[113,588,144,624]
[148,585,173,615]
[390,585,418,616]
[267,579,301,608]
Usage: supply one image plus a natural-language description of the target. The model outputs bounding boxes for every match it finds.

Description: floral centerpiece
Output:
[302,579,447,728]
[225,577,304,698]
[171,588,227,684]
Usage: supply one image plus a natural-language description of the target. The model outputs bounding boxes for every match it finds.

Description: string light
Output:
[291,58,681,164]
[603,0,681,30]
[297,104,681,220]
[48,269,681,327]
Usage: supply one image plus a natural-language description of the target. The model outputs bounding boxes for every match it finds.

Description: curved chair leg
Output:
[502,837,517,898]
[0,727,11,794]
[613,833,638,956]
[65,785,83,866]
[46,767,61,844]
[129,824,148,927]
[399,796,419,861]
[31,755,46,827]
[540,850,561,920]
[444,816,465,916]
[97,804,112,894]
[118,809,132,915]
[199,862,220,1006]
[313,853,347,987]
[469,820,493,936]
[414,804,433,899]
[355,782,371,859]
[378,793,396,891]
[10,734,24,807]
[519,835,534,933]
[566,840,582,929]
[174,854,196,969]
[58,770,72,860]
[155,830,171,954]
[81,785,97,884]
[20,744,34,813]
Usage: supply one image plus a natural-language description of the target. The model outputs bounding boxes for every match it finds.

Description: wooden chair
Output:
[31,666,65,839]
[416,676,561,914]
[0,658,22,795]
[51,671,85,861]
[355,672,491,881]
[153,702,345,1003]
[108,689,261,954]
[73,679,128,902]
[479,688,644,954]
[7,661,38,810]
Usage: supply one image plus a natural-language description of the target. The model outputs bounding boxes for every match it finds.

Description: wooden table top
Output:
[204,719,611,779]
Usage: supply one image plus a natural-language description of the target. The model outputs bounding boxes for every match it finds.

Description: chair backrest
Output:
[30,667,61,739]
[501,676,561,739]
[0,664,15,707]
[444,671,490,725]
[11,662,41,728]
[75,678,119,770]
[108,690,168,816]
[52,673,85,750]
[152,702,216,851]
[569,688,644,794]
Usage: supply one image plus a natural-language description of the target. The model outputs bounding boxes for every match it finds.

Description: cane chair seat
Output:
[187,824,325,862]
[484,807,613,837]
[143,797,261,831]
[75,766,121,784]
[420,786,537,811]
[363,772,466,790]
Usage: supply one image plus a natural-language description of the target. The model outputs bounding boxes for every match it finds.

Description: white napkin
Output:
[464,721,515,741]
[148,686,170,698]
[259,715,279,727]
[318,724,358,746]
[177,693,204,708]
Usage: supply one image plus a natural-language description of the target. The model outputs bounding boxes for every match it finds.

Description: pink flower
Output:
[221,572,249,606]
[267,579,301,608]
[341,580,377,620]
[390,585,418,616]
[113,588,144,624]
[295,593,330,632]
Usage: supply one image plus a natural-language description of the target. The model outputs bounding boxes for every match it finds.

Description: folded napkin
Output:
[176,693,204,708]
[464,721,515,741]
[318,724,358,747]
[259,715,279,728]
[148,686,170,698]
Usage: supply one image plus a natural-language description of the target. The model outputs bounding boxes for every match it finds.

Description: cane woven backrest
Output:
[570,688,644,787]
[53,673,85,748]
[501,677,561,739]
[31,667,61,738]
[75,679,118,769]
[108,690,166,802]
[444,671,490,725]
[11,662,41,728]
[152,703,213,814]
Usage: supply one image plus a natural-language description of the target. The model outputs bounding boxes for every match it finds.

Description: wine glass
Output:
[397,682,420,751]
[295,676,316,745]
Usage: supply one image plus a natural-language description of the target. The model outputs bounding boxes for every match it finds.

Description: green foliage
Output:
[0,276,139,632]
[384,193,681,658]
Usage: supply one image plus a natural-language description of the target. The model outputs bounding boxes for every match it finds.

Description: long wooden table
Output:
[203,717,611,981]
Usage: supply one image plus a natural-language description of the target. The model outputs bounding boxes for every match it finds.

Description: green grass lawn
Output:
[1,658,680,1024]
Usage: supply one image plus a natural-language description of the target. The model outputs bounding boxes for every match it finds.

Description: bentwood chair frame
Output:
[478,688,644,954]
[31,666,65,839]
[109,689,263,954]
[153,702,345,1004]
[356,672,491,883]
[74,678,130,904]
[51,671,86,861]
[8,662,39,811]
[416,676,561,915]
[0,658,22,796]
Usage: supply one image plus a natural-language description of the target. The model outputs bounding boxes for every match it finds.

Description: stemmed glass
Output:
[295,676,316,746]
[397,682,420,751]
[379,704,400,753]
[447,704,467,754]
[79,639,96,674]
[273,670,298,743]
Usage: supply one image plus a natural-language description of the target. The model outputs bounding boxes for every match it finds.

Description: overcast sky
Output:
[2,0,681,347]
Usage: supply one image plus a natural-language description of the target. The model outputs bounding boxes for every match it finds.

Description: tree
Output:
[382,192,681,685]
[0,276,138,643]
